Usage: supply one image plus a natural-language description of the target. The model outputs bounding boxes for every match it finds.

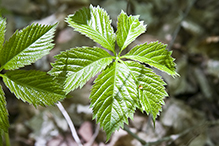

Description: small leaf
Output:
[0,23,57,70]
[66,5,116,53]
[123,41,179,77]
[124,61,168,121]
[116,11,146,53]
[0,85,9,133]
[49,47,113,93]
[90,61,138,140]
[2,70,66,106]
[0,17,6,53]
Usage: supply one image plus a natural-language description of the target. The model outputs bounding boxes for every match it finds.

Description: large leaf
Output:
[90,61,138,140]
[0,23,57,70]
[0,17,6,53]
[123,41,178,76]
[49,47,113,93]
[116,11,146,53]
[66,5,115,53]
[124,61,168,121]
[2,70,66,106]
[0,85,9,133]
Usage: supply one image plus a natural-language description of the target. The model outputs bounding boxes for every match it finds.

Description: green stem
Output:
[0,73,4,78]
[114,51,117,57]
[0,134,2,146]
[0,66,3,72]
[168,0,197,50]
[118,50,122,57]
[123,125,146,145]
[4,132,10,146]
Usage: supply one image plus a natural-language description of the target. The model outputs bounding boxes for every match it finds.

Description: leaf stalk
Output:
[56,102,83,146]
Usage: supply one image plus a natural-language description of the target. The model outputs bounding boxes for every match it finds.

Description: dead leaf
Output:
[78,121,93,142]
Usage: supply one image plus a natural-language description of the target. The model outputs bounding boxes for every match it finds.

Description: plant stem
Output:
[0,66,3,72]
[124,120,219,146]
[123,124,146,145]
[0,134,2,146]
[56,102,83,146]
[168,0,197,50]
[4,132,10,146]
[85,124,100,146]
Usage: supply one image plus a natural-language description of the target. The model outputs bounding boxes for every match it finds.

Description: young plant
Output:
[0,17,66,137]
[49,5,178,140]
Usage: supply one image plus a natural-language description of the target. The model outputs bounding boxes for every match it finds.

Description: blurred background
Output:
[0,0,219,145]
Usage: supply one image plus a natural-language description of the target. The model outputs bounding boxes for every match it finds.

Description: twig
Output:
[124,120,219,146]
[126,0,135,15]
[144,120,219,146]
[84,123,100,146]
[168,0,197,50]
[56,102,83,146]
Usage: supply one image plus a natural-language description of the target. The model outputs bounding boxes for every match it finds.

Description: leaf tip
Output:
[172,72,180,78]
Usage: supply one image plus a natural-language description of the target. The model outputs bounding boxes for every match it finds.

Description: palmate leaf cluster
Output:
[49,5,178,139]
[0,17,66,133]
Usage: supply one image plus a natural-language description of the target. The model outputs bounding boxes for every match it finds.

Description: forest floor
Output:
[1,0,219,146]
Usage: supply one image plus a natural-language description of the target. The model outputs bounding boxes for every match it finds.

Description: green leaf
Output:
[66,5,115,53]
[2,70,66,106]
[124,61,168,121]
[123,41,179,77]
[90,61,138,140]
[0,23,57,70]
[0,17,6,53]
[0,85,9,133]
[49,47,113,93]
[116,11,146,53]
